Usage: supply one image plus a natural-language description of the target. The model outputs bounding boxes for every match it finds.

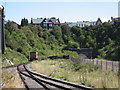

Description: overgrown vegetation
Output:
[2,69,24,88]
[71,61,99,72]
[30,59,118,88]
[3,19,119,88]
[3,19,120,65]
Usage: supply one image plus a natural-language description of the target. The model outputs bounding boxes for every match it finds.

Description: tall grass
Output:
[30,59,118,88]
[2,69,24,88]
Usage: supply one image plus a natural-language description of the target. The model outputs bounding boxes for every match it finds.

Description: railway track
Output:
[17,64,94,90]
[2,62,30,69]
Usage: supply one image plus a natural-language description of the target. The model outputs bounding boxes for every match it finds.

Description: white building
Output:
[65,18,102,27]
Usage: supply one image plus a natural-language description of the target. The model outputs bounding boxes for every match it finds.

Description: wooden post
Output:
[112,61,114,72]
[106,60,107,71]
[93,59,94,65]
[96,60,98,65]
[84,59,85,63]
[83,59,85,63]
[101,60,102,70]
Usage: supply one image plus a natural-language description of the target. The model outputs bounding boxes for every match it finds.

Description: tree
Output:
[61,24,70,35]
[51,17,56,19]
[71,26,82,36]
[66,41,79,49]
[21,18,28,27]
[51,26,62,39]
[5,21,17,33]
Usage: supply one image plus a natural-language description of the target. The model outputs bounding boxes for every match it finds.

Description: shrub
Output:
[71,61,100,72]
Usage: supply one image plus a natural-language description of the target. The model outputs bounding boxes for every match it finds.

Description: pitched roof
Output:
[43,19,59,24]
[50,19,59,24]
[31,18,44,24]
[31,18,60,24]
[113,17,120,20]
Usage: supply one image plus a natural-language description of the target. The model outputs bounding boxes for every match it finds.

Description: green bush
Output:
[4,19,120,66]
[3,48,28,65]
[71,61,100,72]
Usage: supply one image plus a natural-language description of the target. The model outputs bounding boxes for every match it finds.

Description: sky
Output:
[0,0,119,24]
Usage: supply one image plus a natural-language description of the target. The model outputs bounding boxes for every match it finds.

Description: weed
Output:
[30,59,118,88]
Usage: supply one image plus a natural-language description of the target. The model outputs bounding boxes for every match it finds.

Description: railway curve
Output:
[17,64,94,90]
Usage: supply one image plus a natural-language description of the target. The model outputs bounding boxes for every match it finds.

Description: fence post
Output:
[84,59,86,63]
[101,60,102,70]
[118,61,120,74]
[112,61,114,72]
[106,60,107,71]
[97,60,98,65]
[82,59,84,63]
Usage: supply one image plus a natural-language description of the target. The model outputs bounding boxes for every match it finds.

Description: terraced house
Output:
[31,18,60,30]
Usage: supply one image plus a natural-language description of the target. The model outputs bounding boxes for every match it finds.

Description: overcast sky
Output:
[0,1,119,24]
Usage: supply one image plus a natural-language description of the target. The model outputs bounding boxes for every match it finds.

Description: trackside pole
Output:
[0,5,5,89]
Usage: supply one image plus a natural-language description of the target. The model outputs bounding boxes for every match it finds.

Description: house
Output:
[111,17,120,24]
[65,18,102,27]
[96,18,102,25]
[31,18,60,30]
[65,21,96,27]
[12,21,21,29]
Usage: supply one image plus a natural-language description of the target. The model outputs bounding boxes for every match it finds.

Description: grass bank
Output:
[2,68,24,88]
[30,59,118,88]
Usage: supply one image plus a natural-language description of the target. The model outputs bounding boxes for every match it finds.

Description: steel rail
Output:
[24,65,94,90]
[17,65,30,90]
[29,70,94,90]
[23,65,71,90]
[2,62,30,69]
[18,65,71,90]
[17,65,50,90]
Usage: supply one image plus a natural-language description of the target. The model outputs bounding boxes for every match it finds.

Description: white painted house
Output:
[65,18,102,27]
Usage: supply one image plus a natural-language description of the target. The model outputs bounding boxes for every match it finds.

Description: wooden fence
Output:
[70,57,120,72]
[83,59,120,72]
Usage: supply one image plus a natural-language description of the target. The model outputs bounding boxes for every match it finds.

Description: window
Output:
[49,28,53,30]
[43,24,47,27]
[49,24,52,26]
[82,24,83,27]
[35,24,40,26]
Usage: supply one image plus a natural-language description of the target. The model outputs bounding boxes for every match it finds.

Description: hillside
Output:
[2,19,120,65]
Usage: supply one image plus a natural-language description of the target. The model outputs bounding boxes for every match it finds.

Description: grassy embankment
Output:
[2,69,24,88]
[30,58,118,88]
[2,48,28,67]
